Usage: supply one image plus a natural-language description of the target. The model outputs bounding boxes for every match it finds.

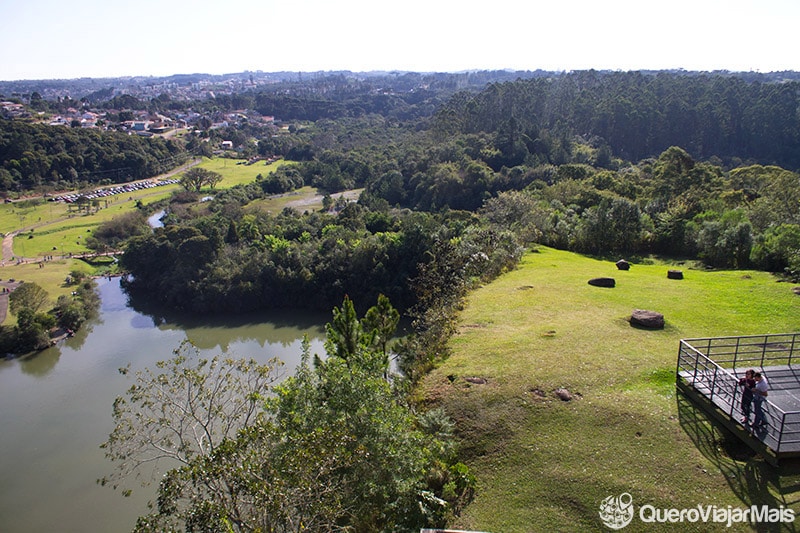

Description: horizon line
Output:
[2,67,798,84]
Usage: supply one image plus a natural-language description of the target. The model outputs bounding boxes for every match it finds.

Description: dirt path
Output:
[0,280,22,324]
[2,231,15,263]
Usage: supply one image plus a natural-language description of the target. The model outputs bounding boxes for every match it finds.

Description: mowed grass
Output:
[196,157,289,188]
[0,179,182,237]
[0,257,97,325]
[0,157,290,323]
[246,187,364,215]
[7,192,173,258]
[1,158,289,260]
[421,246,800,532]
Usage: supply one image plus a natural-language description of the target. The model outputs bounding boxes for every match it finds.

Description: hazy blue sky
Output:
[1,0,798,80]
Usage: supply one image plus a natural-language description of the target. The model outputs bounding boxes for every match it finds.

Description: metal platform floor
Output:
[678,365,800,458]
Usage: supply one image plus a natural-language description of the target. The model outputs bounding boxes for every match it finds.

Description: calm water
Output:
[0,277,327,532]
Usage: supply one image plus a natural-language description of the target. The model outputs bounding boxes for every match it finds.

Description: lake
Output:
[0,277,328,532]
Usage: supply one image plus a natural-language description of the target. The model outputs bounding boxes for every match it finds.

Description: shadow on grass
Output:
[678,393,800,532]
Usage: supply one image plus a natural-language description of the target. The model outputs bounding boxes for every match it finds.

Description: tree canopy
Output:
[103,297,473,532]
[0,120,188,192]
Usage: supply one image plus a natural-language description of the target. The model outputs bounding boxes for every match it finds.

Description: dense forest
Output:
[4,71,800,189]
[435,71,800,169]
[0,121,190,191]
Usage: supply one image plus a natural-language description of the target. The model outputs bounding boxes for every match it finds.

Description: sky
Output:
[1,0,799,81]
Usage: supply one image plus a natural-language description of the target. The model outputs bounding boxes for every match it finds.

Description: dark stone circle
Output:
[667,269,684,280]
[588,277,616,288]
[630,309,665,329]
[615,259,630,270]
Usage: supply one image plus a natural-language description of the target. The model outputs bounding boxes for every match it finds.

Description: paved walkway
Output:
[0,280,23,324]
[2,231,17,263]
[0,290,7,324]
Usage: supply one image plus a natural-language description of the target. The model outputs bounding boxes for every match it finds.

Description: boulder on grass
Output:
[630,309,665,329]
[667,269,683,280]
[615,259,630,271]
[588,277,616,288]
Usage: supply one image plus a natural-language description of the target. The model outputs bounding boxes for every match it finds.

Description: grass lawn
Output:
[0,157,284,323]
[197,157,289,188]
[0,257,98,325]
[1,158,288,258]
[246,187,363,215]
[0,181,184,237]
[7,192,174,259]
[421,246,800,532]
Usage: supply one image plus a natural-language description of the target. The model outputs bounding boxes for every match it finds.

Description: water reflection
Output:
[17,346,61,377]
[0,276,328,533]
[121,277,329,353]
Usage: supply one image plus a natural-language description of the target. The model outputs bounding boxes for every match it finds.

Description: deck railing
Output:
[681,333,800,371]
[676,333,800,454]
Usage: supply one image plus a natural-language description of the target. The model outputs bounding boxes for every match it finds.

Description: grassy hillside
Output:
[421,246,800,532]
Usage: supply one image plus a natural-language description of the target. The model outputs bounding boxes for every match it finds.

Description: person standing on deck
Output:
[739,369,756,425]
[753,372,769,428]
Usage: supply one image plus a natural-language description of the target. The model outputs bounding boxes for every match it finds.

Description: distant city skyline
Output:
[1,0,799,81]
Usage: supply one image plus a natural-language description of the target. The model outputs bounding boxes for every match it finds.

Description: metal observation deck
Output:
[676,333,800,465]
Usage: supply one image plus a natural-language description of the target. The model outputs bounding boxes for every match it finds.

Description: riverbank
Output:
[0,275,329,532]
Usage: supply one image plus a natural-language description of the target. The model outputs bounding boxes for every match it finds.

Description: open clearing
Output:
[422,246,800,532]
[0,158,355,323]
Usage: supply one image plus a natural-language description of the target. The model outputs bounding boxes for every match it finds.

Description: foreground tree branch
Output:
[99,340,282,491]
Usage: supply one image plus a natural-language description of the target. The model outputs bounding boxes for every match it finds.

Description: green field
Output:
[0,158,290,259]
[422,246,800,532]
[5,191,174,258]
[246,187,363,215]
[0,157,297,323]
[196,157,289,188]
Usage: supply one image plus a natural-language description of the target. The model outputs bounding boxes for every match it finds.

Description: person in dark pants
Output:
[753,372,769,429]
[738,369,756,425]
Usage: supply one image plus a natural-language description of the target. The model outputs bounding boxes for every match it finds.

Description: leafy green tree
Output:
[362,293,400,364]
[54,296,86,331]
[12,308,51,353]
[481,190,545,244]
[750,223,800,273]
[105,299,468,532]
[9,282,49,315]
[324,295,370,366]
[179,168,223,192]
[224,220,239,244]
[692,210,753,268]
[87,211,150,251]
